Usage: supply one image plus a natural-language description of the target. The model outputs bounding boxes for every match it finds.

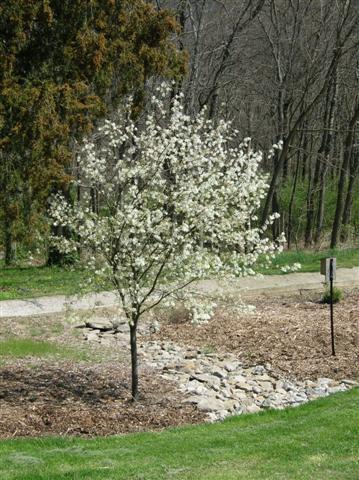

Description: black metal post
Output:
[329,258,335,356]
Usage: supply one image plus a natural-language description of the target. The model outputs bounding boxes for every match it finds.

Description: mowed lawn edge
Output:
[1,248,359,301]
[0,388,358,480]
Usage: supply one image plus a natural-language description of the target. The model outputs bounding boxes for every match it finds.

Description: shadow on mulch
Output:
[0,365,127,404]
[0,362,204,439]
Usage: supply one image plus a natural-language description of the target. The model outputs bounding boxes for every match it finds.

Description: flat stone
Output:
[116,323,130,333]
[341,379,358,386]
[235,381,253,392]
[197,397,225,412]
[327,386,347,394]
[317,377,335,387]
[85,319,113,330]
[255,374,273,383]
[256,381,273,392]
[191,374,221,387]
[230,374,247,384]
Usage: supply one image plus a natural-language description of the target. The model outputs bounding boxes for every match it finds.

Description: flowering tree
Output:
[50,86,283,400]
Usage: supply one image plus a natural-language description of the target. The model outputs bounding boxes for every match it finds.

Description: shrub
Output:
[321,286,343,304]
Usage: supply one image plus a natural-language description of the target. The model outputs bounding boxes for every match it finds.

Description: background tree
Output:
[154,0,359,248]
[0,0,185,264]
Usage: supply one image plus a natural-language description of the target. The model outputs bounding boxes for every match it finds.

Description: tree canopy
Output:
[0,0,186,263]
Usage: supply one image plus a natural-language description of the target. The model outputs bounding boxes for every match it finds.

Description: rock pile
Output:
[141,341,355,422]
[81,319,356,422]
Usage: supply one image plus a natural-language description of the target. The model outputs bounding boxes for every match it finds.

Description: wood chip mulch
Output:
[0,361,204,439]
[151,289,359,381]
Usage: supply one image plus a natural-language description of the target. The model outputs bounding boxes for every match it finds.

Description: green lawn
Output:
[257,247,359,275]
[0,389,357,479]
[0,265,95,301]
[0,248,359,301]
[0,338,88,362]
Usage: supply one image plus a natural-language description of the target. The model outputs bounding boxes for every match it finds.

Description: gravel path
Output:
[1,267,358,318]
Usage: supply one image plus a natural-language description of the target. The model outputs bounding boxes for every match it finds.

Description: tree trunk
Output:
[271,191,280,239]
[287,157,300,249]
[4,214,14,266]
[341,153,358,240]
[330,103,359,249]
[130,322,139,401]
[315,71,338,245]
[304,153,321,247]
[314,166,327,245]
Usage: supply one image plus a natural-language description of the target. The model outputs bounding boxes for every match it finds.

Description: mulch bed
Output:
[0,289,357,439]
[0,361,204,439]
[151,289,359,381]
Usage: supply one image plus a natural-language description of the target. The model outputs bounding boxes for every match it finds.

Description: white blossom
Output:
[49,85,285,325]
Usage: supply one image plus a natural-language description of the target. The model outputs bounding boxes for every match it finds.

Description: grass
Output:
[0,338,88,362]
[0,248,359,301]
[257,247,359,275]
[0,389,357,479]
[0,265,94,301]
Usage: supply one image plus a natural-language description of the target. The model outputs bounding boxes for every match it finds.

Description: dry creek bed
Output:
[0,289,358,438]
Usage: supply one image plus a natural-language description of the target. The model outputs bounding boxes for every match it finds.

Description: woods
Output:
[1,0,358,264]
[156,0,359,248]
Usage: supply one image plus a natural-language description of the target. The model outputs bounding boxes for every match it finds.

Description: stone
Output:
[230,374,247,384]
[282,381,296,392]
[211,367,227,379]
[197,397,225,413]
[341,379,358,386]
[255,374,273,383]
[186,380,210,396]
[243,404,261,414]
[116,323,130,333]
[275,380,284,390]
[85,319,113,330]
[327,386,346,394]
[182,396,201,405]
[317,377,334,387]
[235,381,253,392]
[184,351,198,359]
[256,381,273,392]
[224,362,239,372]
[223,399,239,411]
[252,365,266,375]
[190,374,221,387]
[182,361,196,373]
[163,363,181,372]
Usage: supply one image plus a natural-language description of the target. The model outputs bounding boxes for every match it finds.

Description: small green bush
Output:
[321,286,343,304]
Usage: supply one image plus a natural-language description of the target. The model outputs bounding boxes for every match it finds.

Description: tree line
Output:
[155,0,359,249]
[1,0,358,266]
